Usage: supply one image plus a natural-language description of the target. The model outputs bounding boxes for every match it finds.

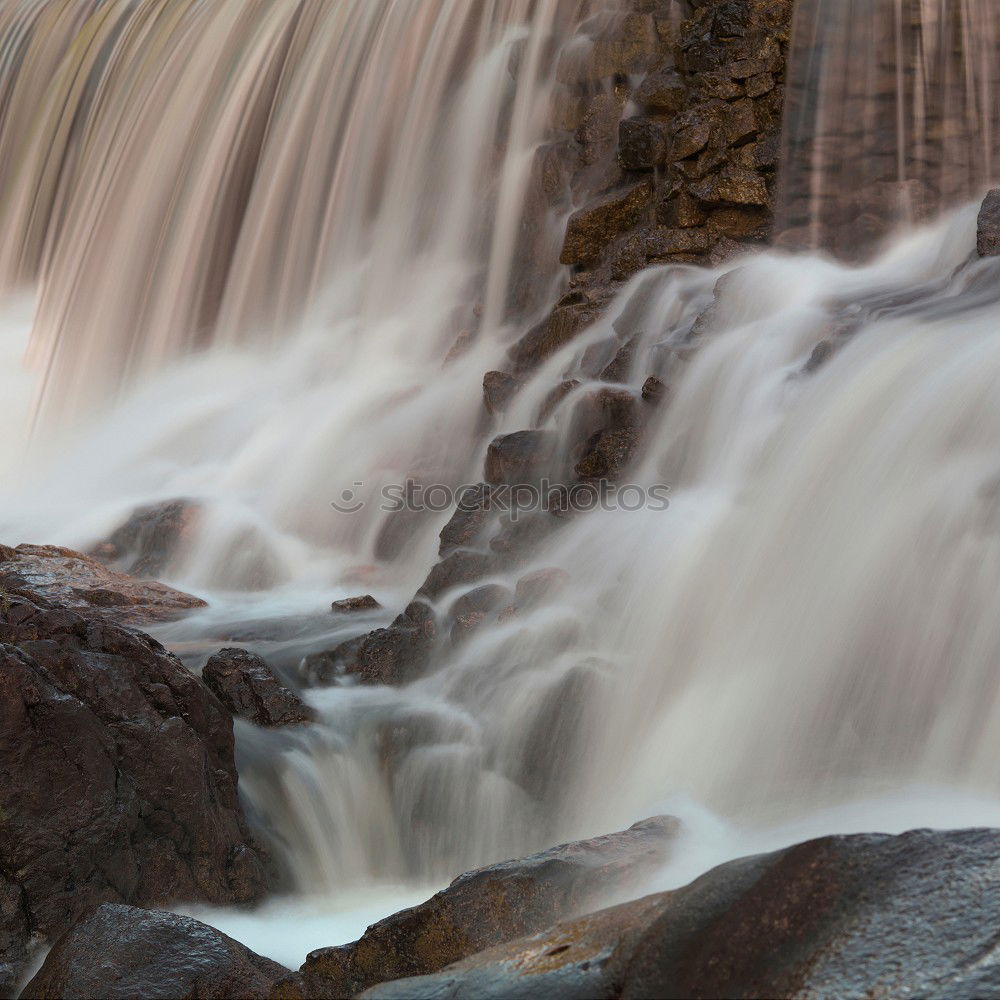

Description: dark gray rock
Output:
[977,188,1000,257]
[202,648,313,727]
[22,904,287,999]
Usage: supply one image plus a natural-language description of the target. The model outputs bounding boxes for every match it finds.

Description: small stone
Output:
[331,594,382,613]
[203,648,314,727]
[641,376,667,403]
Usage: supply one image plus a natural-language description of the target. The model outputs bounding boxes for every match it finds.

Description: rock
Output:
[295,817,680,999]
[618,117,669,171]
[419,551,496,600]
[449,584,513,623]
[598,339,636,383]
[23,904,286,999]
[0,599,268,991]
[641,225,712,261]
[668,107,716,161]
[438,485,496,556]
[482,371,522,416]
[300,633,365,686]
[641,376,667,403]
[634,70,687,113]
[803,339,835,373]
[202,648,313,728]
[560,182,653,267]
[657,190,707,228]
[622,828,1000,999]
[977,188,1000,257]
[0,543,206,626]
[88,499,199,577]
[361,827,1000,1000]
[515,567,571,608]
[575,426,640,481]
[575,93,623,167]
[359,894,669,1000]
[485,431,557,487]
[722,98,759,146]
[508,297,600,372]
[537,380,582,424]
[351,617,435,687]
[331,595,382,613]
[691,165,769,206]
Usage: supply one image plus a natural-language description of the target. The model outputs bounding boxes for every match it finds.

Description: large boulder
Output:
[0,543,205,626]
[201,648,314,728]
[22,904,287,1000]
[0,599,269,992]
[356,827,1000,1000]
[284,817,679,998]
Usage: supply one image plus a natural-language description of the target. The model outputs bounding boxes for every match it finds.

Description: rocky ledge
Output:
[0,598,270,994]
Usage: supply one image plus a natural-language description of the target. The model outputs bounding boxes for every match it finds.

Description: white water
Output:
[4,0,1000,976]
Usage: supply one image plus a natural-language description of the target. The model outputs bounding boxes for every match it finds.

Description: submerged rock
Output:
[23,904,288,1000]
[0,599,269,992]
[202,647,313,727]
[0,543,205,626]
[287,817,679,999]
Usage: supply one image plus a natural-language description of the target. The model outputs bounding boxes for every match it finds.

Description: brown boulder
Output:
[482,371,522,416]
[23,903,287,1000]
[634,70,687,113]
[485,431,557,487]
[438,485,496,556]
[202,648,313,727]
[560,182,653,267]
[618,117,669,171]
[0,543,205,626]
[0,599,269,992]
[293,817,679,999]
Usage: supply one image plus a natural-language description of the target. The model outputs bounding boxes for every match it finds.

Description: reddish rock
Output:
[202,648,313,728]
[293,817,679,999]
[0,543,205,626]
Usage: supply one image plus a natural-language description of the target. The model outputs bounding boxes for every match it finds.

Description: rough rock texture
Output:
[977,188,1000,257]
[331,595,382,613]
[356,828,1000,1000]
[281,817,679,999]
[88,499,200,578]
[359,894,669,1000]
[0,543,205,626]
[22,904,288,1000]
[0,599,269,992]
[201,648,314,727]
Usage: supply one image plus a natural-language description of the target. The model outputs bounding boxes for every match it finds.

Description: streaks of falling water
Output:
[0,0,608,424]
[777,0,1000,255]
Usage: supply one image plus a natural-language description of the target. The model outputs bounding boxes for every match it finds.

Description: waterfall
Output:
[4,0,1000,967]
[777,0,1000,254]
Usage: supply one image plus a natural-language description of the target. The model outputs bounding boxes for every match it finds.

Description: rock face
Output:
[0,599,269,992]
[88,499,200,578]
[284,817,679,999]
[201,648,314,727]
[977,188,1000,257]
[22,904,288,1000]
[0,543,206,626]
[359,828,1000,1000]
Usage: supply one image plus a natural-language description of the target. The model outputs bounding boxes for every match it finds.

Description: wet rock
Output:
[0,543,206,626]
[641,225,712,260]
[202,648,313,728]
[489,512,559,560]
[537,380,582,424]
[598,339,636,383]
[300,633,366,686]
[622,828,1000,999]
[575,93,623,166]
[803,339,835,373]
[485,431,557,487]
[641,375,667,403]
[438,485,496,556]
[618,117,669,171]
[560,181,653,267]
[23,904,287,1000]
[977,188,1000,257]
[508,297,600,372]
[359,891,668,1000]
[449,584,513,622]
[331,594,382,613]
[482,371,522,416]
[722,98,759,146]
[352,616,436,687]
[419,551,496,601]
[668,107,716,161]
[295,817,680,999]
[88,499,199,577]
[515,567,571,608]
[0,599,268,990]
[657,189,707,228]
[575,426,640,481]
[634,70,687,113]
[691,164,769,206]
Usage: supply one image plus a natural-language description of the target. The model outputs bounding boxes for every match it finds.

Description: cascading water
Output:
[4,0,1000,975]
